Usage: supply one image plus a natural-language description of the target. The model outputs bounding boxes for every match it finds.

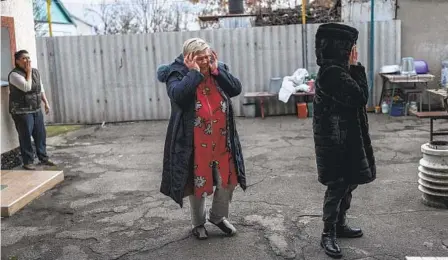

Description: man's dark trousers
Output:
[12,110,48,165]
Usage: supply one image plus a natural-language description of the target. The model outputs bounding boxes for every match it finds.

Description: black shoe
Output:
[23,164,36,170]
[321,223,342,258]
[336,224,363,238]
[192,225,208,240]
[209,218,237,236]
[336,215,363,238]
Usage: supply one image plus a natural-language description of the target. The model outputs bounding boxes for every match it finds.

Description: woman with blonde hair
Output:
[157,38,246,240]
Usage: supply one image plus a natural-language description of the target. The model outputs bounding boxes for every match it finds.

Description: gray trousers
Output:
[189,161,236,227]
[189,185,234,227]
[322,179,358,225]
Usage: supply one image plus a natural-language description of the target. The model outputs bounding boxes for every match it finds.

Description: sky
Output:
[58,0,205,30]
[57,0,305,31]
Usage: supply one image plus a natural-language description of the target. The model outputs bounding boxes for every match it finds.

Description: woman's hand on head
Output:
[184,53,200,71]
[209,51,218,72]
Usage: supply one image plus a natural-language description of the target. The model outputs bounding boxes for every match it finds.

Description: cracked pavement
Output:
[1,115,448,260]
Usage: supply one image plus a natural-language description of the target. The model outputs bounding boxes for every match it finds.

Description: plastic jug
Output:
[409,101,418,113]
[442,60,448,89]
[401,57,416,76]
[381,101,389,114]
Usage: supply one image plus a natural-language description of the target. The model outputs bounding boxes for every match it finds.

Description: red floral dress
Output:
[193,74,238,198]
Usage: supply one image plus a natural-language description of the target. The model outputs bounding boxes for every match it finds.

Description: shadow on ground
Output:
[1,115,448,260]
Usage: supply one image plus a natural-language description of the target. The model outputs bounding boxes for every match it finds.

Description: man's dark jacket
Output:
[157,54,246,207]
[313,23,376,185]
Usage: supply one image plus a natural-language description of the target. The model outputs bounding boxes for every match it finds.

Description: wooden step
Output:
[1,170,64,217]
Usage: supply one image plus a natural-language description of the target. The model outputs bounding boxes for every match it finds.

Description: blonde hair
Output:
[182,38,210,56]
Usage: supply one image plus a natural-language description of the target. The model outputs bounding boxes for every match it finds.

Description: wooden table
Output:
[379,74,435,113]
[244,91,315,119]
[426,88,448,112]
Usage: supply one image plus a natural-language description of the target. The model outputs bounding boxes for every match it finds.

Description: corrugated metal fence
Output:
[36,20,401,124]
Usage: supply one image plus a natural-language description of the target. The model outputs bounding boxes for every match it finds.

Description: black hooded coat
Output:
[313,23,376,185]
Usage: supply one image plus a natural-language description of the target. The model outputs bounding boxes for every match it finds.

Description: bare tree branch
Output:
[88,0,192,34]
[33,0,47,37]
[133,0,190,33]
[87,0,118,35]
[132,0,151,33]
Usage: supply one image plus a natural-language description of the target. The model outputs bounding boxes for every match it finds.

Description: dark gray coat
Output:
[157,54,246,207]
[313,23,376,185]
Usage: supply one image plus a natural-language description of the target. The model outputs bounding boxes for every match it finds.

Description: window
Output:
[1,16,16,87]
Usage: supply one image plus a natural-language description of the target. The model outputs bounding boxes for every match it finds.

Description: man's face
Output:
[16,53,31,69]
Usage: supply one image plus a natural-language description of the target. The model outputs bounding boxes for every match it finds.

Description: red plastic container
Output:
[297,102,308,118]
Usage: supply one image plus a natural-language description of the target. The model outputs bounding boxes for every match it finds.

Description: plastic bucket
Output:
[307,102,313,117]
[243,103,256,117]
[297,102,308,119]
[269,77,282,94]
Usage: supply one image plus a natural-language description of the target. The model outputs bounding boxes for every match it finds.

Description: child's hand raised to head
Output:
[349,45,358,65]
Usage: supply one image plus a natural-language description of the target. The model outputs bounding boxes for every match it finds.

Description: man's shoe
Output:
[336,224,363,238]
[23,164,36,170]
[209,218,237,236]
[321,223,342,258]
[192,225,208,240]
[40,159,56,166]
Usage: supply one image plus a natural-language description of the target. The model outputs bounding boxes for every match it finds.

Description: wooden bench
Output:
[411,111,448,141]
[244,91,315,119]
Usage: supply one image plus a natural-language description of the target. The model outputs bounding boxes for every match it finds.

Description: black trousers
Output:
[322,179,358,225]
[11,110,48,165]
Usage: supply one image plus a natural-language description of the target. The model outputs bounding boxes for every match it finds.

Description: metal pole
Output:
[47,0,53,37]
[369,0,375,108]
[301,0,306,24]
[301,0,307,69]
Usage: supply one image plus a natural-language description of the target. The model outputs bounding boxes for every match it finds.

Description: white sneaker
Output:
[209,218,237,236]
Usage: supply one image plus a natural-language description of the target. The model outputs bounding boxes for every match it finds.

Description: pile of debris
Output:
[254,0,340,26]
[1,148,22,170]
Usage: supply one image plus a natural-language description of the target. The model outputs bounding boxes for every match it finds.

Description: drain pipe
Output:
[369,0,375,109]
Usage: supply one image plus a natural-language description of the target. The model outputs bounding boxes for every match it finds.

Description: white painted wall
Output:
[1,0,38,153]
[341,0,397,22]
[37,23,78,36]
[398,0,448,94]
[74,21,95,36]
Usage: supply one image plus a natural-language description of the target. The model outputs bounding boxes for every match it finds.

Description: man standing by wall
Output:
[8,49,55,170]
